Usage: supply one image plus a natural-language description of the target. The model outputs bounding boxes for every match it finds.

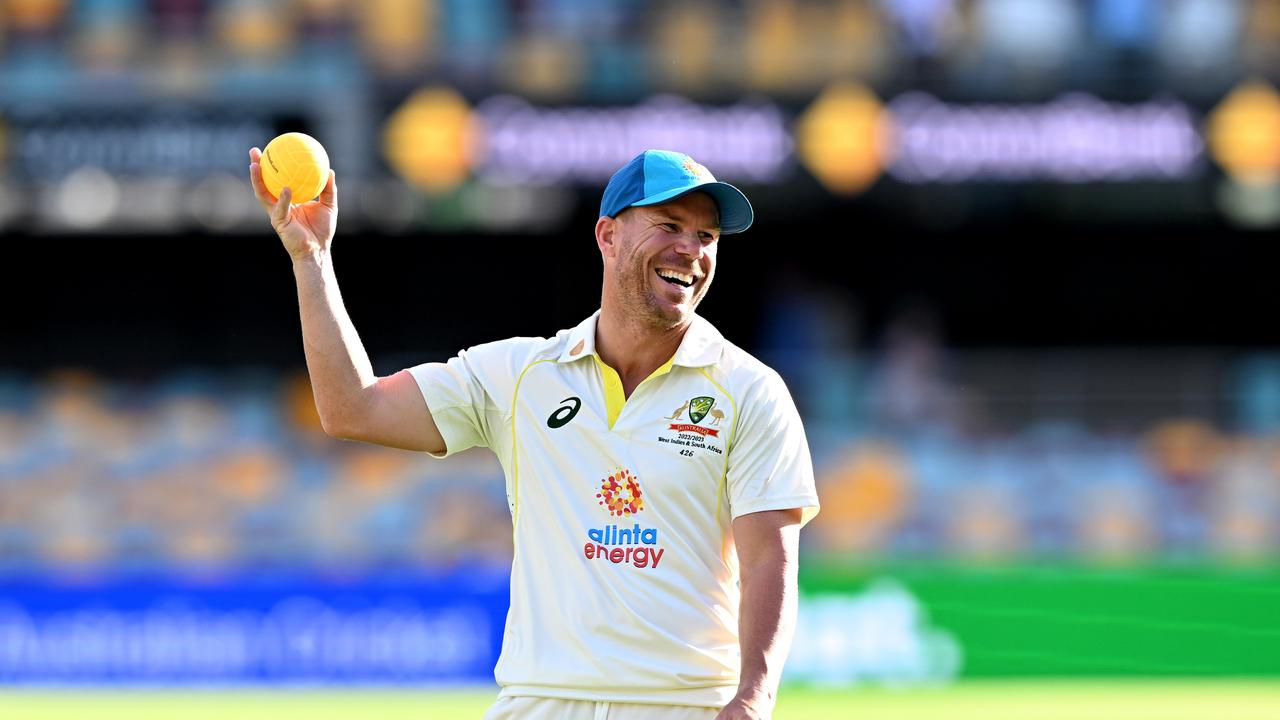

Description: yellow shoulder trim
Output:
[699,367,738,560]
[510,359,558,530]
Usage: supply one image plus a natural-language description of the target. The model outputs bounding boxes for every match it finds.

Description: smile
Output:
[655,268,697,288]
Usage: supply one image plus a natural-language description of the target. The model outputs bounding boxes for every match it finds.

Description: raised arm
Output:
[248,147,444,453]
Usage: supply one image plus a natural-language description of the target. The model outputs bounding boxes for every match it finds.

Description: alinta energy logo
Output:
[381,84,1202,202]
[381,88,790,194]
[382,87,476,193]
[597,468,644,517]
[795,82,1202,193]
[1206,81,1280,184]
[795,82,891,196]
[585,468,665,570]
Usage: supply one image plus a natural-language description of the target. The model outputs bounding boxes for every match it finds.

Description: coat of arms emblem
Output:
[688,396,715,425]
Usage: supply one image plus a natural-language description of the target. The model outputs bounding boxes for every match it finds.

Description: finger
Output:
[249,162,278,208]
[248,148,278,209]
[270,186,293,230]
[318,169,337,209]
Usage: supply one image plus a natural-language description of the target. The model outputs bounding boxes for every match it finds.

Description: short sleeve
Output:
[726,370,820,526]
[408,347,501,458]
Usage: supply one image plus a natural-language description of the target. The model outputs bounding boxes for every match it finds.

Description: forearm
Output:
[734,540,798,709]
[292,250,377,433]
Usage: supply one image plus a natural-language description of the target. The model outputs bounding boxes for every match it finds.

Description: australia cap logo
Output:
[682,157,713,182]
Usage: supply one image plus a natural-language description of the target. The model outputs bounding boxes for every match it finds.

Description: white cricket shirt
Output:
[409,311,818,707]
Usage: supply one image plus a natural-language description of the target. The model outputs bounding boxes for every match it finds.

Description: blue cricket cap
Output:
[599,150,754,234]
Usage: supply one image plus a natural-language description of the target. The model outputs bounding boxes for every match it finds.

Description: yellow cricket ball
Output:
[260,132,330,203]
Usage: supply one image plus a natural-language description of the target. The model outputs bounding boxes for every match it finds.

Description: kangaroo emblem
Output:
[708,408,725,426]
[666,401,689,420]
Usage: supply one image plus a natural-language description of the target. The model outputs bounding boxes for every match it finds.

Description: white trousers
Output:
[484,696,720,720]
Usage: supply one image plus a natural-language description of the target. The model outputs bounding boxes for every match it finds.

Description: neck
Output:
[595,301,688,391]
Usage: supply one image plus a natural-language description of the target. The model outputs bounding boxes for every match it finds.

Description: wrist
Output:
[732,684,774,709]
[291,247,330,267]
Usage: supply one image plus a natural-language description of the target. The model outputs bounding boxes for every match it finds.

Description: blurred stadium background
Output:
[2,0,1280,717]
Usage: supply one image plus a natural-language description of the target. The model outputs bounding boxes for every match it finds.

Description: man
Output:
[248,148,819,720]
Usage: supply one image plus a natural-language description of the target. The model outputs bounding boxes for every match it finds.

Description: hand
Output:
[248,147,338,261]
[714,695,769,720]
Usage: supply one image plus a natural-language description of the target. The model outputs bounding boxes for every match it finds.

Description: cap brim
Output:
[631,181,754,234]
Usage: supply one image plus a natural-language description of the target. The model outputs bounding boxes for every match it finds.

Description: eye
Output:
[661,223,678,233]
[699,231,718,243]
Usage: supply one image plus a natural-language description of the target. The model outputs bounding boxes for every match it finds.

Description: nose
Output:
[673,232,703,259]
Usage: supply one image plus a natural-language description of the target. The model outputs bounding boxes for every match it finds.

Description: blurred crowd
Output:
[4,1,1279,232]
[0,0,1276,99]
[2,0,1278,575]
[0,370,515,573]
[3,333,1277,576]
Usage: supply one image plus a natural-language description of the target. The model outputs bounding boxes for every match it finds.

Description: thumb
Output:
[318,170,337,209]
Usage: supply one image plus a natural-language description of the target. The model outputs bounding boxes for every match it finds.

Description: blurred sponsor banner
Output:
[1,564,1276,685]
[9,82,1272,232]
[790,563,1280,686]
[0,106,296,232]
[0,570,507,684]
[4,109,273,182]
[385,87,1204,194]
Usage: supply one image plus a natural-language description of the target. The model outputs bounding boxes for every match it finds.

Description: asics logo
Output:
[547,397,582,428]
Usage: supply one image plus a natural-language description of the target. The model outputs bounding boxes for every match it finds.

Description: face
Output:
[598,191,721,330]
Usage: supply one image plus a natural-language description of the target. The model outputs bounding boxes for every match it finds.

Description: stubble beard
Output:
[613,253,710,332]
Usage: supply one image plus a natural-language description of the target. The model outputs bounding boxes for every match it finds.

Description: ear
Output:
[595,216,617,260]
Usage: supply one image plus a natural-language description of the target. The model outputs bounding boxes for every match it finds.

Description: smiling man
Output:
[249,148,818,720]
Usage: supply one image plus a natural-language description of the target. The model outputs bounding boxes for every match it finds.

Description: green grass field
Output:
[2,681,1277,720]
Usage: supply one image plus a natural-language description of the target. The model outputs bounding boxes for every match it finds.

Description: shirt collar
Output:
[557,310,724,368]
[558,312,601,363]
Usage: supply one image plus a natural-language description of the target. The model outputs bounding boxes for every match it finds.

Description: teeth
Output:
[657,269,695,284]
